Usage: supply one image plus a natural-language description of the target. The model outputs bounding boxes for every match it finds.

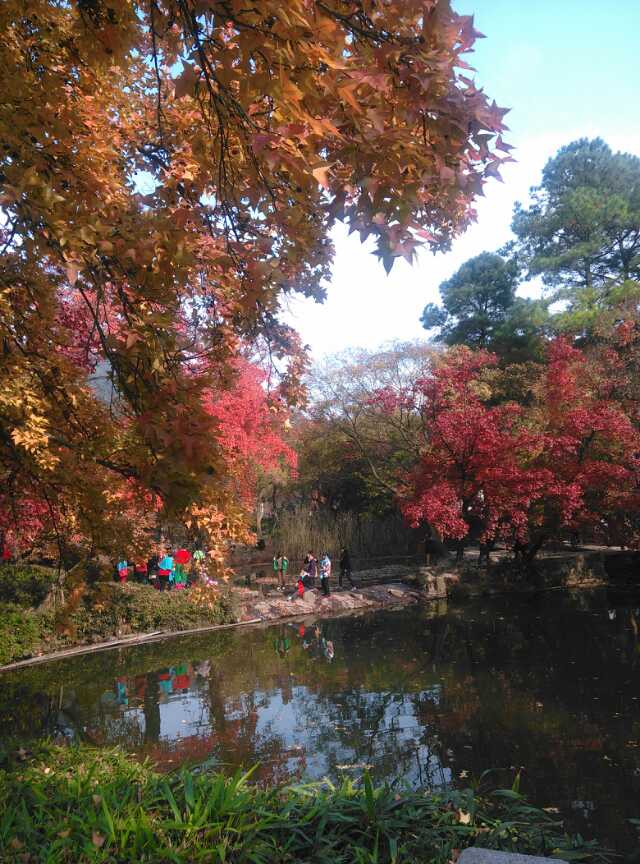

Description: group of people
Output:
[115,546,208,591]
[272,547,355,598]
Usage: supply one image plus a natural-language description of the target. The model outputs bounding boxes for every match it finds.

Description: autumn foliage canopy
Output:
[380,336,640,550]
[0,0,508,563]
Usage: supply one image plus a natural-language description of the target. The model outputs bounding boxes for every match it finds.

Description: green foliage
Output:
[62,584,236,643]
[512,138,640,330]
[0,584,236,666]
[0,564,56,608]
[421,252,548,362]
[293,419,397,517]
[0,603,43,665]
[0,743,616,863]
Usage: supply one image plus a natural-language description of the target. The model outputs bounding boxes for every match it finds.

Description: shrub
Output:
[0,564,56,608]
[0,582,237,665]
[62,583,237,644]
[0,604,43,665]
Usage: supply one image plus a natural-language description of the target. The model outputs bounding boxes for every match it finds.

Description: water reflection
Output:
[1,592,639,851]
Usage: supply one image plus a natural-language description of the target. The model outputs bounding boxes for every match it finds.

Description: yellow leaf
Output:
[458,810,471,825]
[66,264,79,286]
[312,166,330,189]
[338,83,362,113]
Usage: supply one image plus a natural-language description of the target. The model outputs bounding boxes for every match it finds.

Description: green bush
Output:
[0,564,56,608]
[0,604,43,665]
[0,582,237,665]
[0,743,616,864]
[65,583,236,644]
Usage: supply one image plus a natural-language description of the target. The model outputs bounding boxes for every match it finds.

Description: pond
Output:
[1,591,639,853]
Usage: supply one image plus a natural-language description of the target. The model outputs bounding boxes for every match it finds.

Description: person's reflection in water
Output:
[158,669,173,700]
[324,639,335,661]
[173,663,191,692]
[306,623,335,662]
[274,625,291,658]
[134,675,147,702]
[195,659,211,679]
[115,677,128,707]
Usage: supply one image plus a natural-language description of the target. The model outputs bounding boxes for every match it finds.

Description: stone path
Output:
[236,582,424,623]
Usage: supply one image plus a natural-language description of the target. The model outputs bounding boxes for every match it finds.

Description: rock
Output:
[300,591,317,608]
[387,587,406,598]
[459,849,566,864]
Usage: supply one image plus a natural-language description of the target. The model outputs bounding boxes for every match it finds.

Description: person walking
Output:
[272,553,280,589]
[147,553,159,588]
[338,547,355,588]
[319,553,331,597]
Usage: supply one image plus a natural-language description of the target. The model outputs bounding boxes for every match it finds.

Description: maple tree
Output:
[378,342,640,557]
[205,355,297,509]
[527,338,640,549]
[0,0,509,565]
[381,348,550,555]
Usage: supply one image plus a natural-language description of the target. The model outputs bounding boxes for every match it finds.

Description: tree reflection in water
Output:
[1,591,639,848]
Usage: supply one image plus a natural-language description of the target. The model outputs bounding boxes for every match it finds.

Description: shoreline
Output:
[2,545,637,673]
[0,582,424,673]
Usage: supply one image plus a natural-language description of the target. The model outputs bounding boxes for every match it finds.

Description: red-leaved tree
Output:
[377,342,640,558]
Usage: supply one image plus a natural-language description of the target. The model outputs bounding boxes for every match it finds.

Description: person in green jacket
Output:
[279,554,289,590]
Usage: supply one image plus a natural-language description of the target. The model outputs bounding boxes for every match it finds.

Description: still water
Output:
[1,591,639,852]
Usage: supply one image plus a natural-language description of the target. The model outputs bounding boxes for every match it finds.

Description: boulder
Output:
[459,850,566,864]
[300,590,318,608]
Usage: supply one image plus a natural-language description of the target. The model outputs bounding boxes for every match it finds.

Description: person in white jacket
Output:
[319,554,331,597]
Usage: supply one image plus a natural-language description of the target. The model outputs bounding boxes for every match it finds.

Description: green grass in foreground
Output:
[0,743,616,864]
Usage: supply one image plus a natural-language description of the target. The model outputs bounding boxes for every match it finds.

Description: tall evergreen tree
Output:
[421,252,547,361]
[511,138,640,329]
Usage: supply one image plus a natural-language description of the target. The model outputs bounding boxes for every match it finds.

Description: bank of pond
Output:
[0,592,639,858]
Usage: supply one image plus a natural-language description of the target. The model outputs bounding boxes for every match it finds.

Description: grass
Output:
[0,743,617,864]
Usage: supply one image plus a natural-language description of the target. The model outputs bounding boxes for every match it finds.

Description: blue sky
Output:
[283,0,640,357]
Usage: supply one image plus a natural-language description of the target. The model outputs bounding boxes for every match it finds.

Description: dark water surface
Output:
[1,591,639,851]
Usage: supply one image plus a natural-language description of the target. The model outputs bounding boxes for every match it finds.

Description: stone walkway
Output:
[236,582,425,623]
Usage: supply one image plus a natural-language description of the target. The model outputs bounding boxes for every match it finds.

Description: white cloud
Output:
[282,131,640,359]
